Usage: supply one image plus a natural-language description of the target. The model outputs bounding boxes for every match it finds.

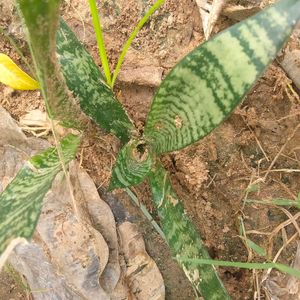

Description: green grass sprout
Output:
[88,0,112,86]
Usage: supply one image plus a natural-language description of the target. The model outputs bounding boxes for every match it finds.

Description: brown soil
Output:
[0,266,27,300]
[1,0,300,299]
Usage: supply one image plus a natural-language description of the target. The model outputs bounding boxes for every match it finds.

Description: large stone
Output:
[0,106,165,299]
[281,49,300,90]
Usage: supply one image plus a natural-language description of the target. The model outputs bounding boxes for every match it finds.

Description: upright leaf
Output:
[0,134,80,259]
[56,20,134,143]
[149,161,231,299]
[144,0,300,154]
[16,0,86,128]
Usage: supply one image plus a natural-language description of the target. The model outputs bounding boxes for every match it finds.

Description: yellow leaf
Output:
[0,53,39,90]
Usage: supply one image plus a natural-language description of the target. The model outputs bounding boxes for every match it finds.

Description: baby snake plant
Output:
[0,0,299,298]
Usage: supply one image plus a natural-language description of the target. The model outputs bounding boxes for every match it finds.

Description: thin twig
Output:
[205,173,217,188]
[279,207,300,237]
[126,187,166,241]
[261,168,300,174]
[264,232,298,278]
[242,115,270,162]
[269,211,300,240]
[272,178,297,200]
[264,124,300,181]
[277,112,300,122]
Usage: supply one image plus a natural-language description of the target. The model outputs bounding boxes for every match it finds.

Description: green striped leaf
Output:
[0,134,80,258]
[109,140,152,189]
[56,20,135,143]
[144,0,300,154]
[16,0,86,129]
[149,161,231,299]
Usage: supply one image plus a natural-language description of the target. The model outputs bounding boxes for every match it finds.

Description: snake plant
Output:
[0,0,299,299]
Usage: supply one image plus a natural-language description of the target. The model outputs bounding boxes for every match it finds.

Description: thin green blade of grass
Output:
[177,258,300,280]
[88,0,112,86]
[239,217,266,257]
[246,198,300,209]
[245,239,266,257]
[111,0,166,88]
[125,187,166,241]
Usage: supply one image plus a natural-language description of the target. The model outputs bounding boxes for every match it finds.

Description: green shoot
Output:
[126,187,166,241]
[111,0,166,88]
[177,258,300,280]
[88,0,112,86]
[239,217,266,257]
[246,196,300,209]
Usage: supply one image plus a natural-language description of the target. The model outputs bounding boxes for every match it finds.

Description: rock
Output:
[70,163,121,294]
[119,222,165,300]
[0,106,49,194]
[222,5,261,21]
[0,106,28,149]
[0,106,165,299]
[281,49,300,90]
[117,66,163,87]
[36,170,111,300]
[116,50,163,87]
[9,243,82,300]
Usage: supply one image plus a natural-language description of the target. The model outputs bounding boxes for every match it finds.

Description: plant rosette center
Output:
[109,139,153,190]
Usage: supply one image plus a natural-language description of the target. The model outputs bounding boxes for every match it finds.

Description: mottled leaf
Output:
[56,20,134,143]
[0,53,39,90]
[144,0,300,154]
[0,134,80,258]
[109,140,152,189]
[149,161,231,299]
[16,0,86,128]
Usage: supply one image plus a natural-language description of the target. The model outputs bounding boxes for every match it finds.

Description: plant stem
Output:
[126,187,166,241]
[111,0,166,88]
[88,0,112,86]
[177,258,300,280]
